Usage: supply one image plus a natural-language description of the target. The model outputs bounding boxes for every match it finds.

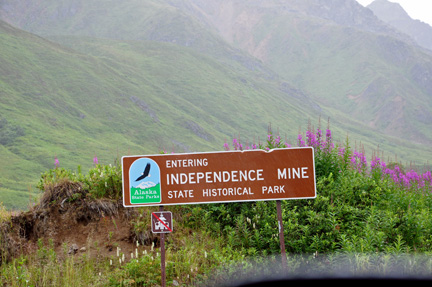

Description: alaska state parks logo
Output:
[129,158,161,204]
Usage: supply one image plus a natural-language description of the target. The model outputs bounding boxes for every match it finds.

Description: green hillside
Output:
[170,0,432,163]
[250,16,432,142]
[2,0,431,158]
[1,0,432,209]
[0,20,321,209]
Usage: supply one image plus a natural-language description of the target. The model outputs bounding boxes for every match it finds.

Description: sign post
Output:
[150,209,172,287]
[122,147,316,276]
[159,206,166,287]
[276,200,287,270]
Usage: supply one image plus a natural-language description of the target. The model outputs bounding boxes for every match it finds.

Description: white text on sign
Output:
[277,167,309,179]
[166,169,264,185]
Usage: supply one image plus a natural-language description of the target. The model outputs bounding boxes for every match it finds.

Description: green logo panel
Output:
[129,158,161,204]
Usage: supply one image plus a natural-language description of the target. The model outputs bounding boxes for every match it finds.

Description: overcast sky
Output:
[356,0,432,26]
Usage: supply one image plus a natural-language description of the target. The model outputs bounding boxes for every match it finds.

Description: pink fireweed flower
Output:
[306,130,317,148]
[232,138,238,150]
[297,134,305,147]
[402,175,410,187]
[406,170,421,186]
[54,156,59,168]
[392,173,400,184]
[316,129,323,147]
[359,153,367,168]
[383,168,394,176]
[394,165,401,174]
[371,157,381,169]
[223,142,230,151]
[93,155,98,165]
[232,138,243,150]
[322,129,334,150]
[423,171,432,182]
[418,179,426,188]
[325,129,332,143]
[350,150,367,172]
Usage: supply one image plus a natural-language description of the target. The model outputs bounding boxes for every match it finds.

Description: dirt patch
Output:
[1,180,159,264]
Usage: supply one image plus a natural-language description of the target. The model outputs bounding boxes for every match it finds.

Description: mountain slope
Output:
[2,0,431,147]
[171,0,432,144]
[1,0,432,208]
[0,19,321,209]
[367,0,432,52]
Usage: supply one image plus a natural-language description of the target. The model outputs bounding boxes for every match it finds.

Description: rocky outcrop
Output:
[368,0,432,51]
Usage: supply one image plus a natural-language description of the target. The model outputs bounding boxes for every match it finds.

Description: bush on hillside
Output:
[34,124,432,256]
[37,163,122,201]
[185,124,432,255]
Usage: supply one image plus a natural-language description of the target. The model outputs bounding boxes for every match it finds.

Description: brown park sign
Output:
[122,147,316,207]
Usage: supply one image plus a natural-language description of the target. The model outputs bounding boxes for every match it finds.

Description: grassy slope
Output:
[0,20,320,209]
[1,0,432,208]
[3,0,431,156]
[214,8,432,164]
[160,0,432,164]
[263,14,432,135]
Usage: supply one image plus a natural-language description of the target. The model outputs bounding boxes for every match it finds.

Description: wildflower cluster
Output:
[223,126,431,192]
[350,150,368,172]
[223,132,289,152]
[224,137,258,151]
[223,127,336,153]
[214,124,432,256]
[297,127,334,151]
[382,164,432,189]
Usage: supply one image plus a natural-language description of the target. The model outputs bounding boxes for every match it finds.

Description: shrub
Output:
[82,164,122,200]
[187,123,432,255]
[37,162,122,200]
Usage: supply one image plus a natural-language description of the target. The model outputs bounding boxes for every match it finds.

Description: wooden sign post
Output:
[150,208,173,286]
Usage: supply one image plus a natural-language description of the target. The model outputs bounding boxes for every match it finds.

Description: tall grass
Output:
[1,239,109,286]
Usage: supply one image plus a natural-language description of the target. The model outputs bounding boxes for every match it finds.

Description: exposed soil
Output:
[1,180,159,264]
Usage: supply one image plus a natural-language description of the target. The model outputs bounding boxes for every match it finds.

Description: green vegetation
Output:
[2,1,432,283]
[2,0,432,210]
[1,126,432,286]
[0,19,319,210]
[37,162,122,201]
